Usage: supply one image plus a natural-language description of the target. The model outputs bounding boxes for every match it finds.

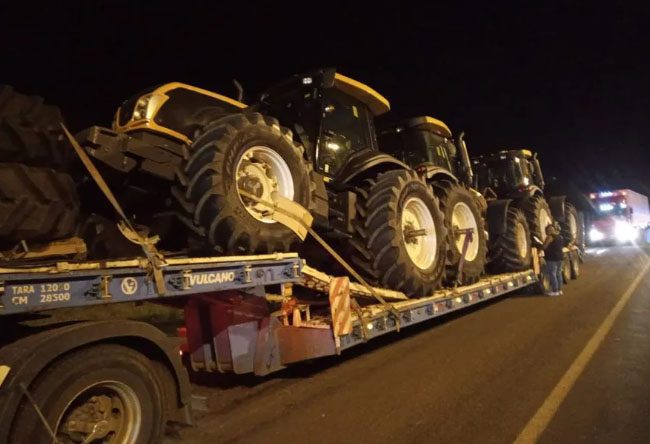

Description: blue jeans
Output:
[546,260,563,293]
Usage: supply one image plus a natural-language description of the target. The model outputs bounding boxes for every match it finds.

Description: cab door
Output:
[316,89,375,177]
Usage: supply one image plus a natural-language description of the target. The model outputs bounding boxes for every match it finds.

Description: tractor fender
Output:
[486,199,514,237]
[419,165,459,185]
[548,195,567,221]
[335,151,409,187]
[0,320,192,440]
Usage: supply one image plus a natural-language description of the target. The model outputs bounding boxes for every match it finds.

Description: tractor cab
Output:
[256,68,402,180]
[378,116,474,186]
[472,149,545,198]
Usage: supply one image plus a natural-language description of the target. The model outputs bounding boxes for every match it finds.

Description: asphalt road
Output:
[172,246,650,444]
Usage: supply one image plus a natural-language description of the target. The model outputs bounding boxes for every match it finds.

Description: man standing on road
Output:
[542,223,565,296]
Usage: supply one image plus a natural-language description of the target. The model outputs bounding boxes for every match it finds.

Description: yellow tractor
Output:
[78,69,448,297]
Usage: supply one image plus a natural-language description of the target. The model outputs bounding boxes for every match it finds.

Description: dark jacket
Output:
[543,233,565,262]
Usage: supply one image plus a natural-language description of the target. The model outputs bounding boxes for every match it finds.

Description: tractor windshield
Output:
[475,156,530,191]
[317,89,374,176]
[379,128,456,174]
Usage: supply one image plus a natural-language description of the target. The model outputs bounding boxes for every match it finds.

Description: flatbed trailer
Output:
[0,247,564,443]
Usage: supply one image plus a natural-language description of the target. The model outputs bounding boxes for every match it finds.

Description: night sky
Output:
[1,2,648,196]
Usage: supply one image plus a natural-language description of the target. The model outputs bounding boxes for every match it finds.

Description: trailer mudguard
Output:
[486,199,514,237]
[0,320,192,441]
[548,195,567,221]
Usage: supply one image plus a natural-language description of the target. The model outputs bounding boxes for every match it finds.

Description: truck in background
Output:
[588,189,650,245]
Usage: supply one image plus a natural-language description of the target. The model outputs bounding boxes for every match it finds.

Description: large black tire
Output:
[0,85,69,167]
[575,209,586,252]
[349,170,447,297]
[432,181,488,284]
[0,85,63,124]
[560,202,579,244]
[489,206,533,273]
[520,194,553,243]
[10,344,165,444]
[0,163,79,245]
[174,112,315,254]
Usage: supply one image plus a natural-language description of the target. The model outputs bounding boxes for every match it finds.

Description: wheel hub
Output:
[56,382,141,444]
[401,197,437,270]
[451,202,479,262]
[235,146,294,223]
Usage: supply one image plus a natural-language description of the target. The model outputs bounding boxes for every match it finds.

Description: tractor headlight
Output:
[614,221,637,242]
[130,93,168,122]
[132,94,153,120]
[589,228,604,242]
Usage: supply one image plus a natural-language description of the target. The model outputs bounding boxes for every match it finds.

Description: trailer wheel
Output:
[0,162,79,246]
[349,169,447,297]
[175,112,315,254]
[432,180,488,284]
[10,344,165,444]
[490,206,533,272]
[520,194,553,242]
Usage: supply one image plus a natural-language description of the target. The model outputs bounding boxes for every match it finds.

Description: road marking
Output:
[515,260,650,444]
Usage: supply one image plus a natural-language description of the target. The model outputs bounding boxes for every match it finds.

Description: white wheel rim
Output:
[451,202,480,262]
[401,197,437,270]
[539,207,552,240]
[235,146,294,223]
[515,221,529,258]
[56,380,142,443]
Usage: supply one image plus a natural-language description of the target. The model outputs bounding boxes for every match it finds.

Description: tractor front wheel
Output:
[489,206,533,273]
[174,113,315,254]
[349,170,447,297]
[521,194,553,243]
[432,181,488,285]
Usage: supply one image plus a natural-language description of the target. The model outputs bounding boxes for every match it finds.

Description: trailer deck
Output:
[0,253,302,315]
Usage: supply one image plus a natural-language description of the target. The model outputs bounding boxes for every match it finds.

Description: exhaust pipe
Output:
[532,152,545,189]
[233,79,244,102]
[456,131,474,186]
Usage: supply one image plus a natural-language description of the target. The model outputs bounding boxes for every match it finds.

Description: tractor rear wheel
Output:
[349,170,446,297]
[432,181,487,285]
[520,195,553,243]
[174,112,315,254]
[0,162,79,246]
[489,206,532,273]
